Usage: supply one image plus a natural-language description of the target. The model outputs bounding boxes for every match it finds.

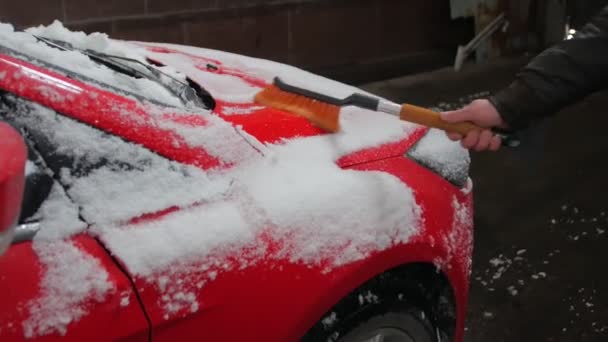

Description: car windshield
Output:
[33,36,215,110]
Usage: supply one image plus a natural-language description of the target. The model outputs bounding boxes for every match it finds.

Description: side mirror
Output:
[0,122,26,256]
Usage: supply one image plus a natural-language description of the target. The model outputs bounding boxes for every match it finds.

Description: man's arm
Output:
[440,6,608,151]
[491,5,608,130]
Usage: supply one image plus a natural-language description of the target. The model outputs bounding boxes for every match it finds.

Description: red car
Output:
[0,22,473,342]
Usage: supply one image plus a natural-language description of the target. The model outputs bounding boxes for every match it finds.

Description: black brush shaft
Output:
[274,77,379,110]
[344,93,380,111]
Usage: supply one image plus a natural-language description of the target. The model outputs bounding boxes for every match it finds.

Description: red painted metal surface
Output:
[0,122,26,234]
[0,42,472,342]
[0,235,149,341]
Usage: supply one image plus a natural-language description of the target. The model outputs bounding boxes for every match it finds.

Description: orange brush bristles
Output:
[254,85,341,133]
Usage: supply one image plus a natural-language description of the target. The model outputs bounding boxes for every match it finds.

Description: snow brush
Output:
[255,77,518,147]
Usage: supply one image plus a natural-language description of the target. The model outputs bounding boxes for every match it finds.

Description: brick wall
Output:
[0,0,459,83]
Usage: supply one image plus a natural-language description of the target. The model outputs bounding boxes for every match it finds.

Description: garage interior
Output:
[1,0,607,340]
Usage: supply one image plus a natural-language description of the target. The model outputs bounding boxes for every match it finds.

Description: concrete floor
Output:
[361,59,608,342]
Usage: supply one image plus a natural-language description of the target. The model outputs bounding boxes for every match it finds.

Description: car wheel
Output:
[302,265,454,342]
[337,311,435,342]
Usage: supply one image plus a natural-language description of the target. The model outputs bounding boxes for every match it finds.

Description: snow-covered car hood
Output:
[0,21,471,337]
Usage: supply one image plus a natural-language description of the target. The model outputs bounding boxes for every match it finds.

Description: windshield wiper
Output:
[33,35,215,110]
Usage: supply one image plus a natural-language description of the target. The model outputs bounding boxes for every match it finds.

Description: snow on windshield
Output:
[0,22,183,107]
[5,100,230,227]
[2,21,426,337]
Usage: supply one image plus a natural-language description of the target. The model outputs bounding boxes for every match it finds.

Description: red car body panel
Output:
[0,235,149,341]
[0,41,473,342]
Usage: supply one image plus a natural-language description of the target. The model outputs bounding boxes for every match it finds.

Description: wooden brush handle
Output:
[400,104,481,135]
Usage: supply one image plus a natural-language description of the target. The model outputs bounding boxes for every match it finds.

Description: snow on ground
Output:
[0,21,460,335]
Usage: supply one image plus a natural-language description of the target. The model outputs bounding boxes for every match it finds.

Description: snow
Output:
[33,184,87,240]
[322,312,338,328]
[120,295,130,307]
[95,201,252,275]
[408,128,470,185]
[23,240,113,338]
[0,22,183,108]
[156,114,259,164]
[6,99,231,226]
[25,161,37,176]
[141,40,386,104]
[222,105,264,115]
[142,52,261,103]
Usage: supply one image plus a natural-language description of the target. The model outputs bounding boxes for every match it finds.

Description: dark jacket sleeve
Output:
[489,6,608,130]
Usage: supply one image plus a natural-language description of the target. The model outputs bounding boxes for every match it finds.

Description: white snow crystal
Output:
[408,128,470,183]
[33,184,87,240]
[221,106,264,115]
[19,21,184,107]
[25,160,37,176]
[489,257,505,267]
[156,114,258,164]
[23,240,113,338]
[322,312,338,328]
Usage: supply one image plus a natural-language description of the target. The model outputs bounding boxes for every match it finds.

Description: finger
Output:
[440,108,472,123]
[462,130,480,149]
[447,132,463,141]
[489,135,501,151]
[475,130,493,151]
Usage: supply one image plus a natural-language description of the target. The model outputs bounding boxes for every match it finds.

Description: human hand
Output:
[440,99,508,151]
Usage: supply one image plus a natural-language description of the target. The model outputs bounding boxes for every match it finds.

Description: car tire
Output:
[303,290,444,342]
[337,310,436,342]
[302,267,452,342]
